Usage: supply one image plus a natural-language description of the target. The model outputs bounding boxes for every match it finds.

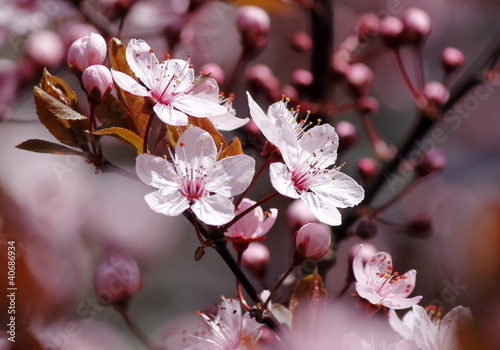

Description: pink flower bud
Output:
[357,157,377,183]
[355,13,380,42]
[354,219,377,239]
[244,64,281,101]
[82,64,113,103]
[379,16,405,48]
[415,148,446,177]
[286,199,318,232]
[241,242,270,278]
[336,121,358,153]
[441,47,465,74]
[291,69,313,94]
[345,63,373,97]
[67,33,107,75]
[236,6,270,55]
[356,96,379,114]
[24,30,65,68]
[93,251,142,306]
[200,63,225,86]
[290,31,313,53]
[294,223,331,262]
[407,213,433,238]
[422,81,450,106]
[402,8,431,46]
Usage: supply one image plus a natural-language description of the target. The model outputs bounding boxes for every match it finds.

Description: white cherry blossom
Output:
[111,39,227,126]
[353,245,422,310]
[135,127,255,225]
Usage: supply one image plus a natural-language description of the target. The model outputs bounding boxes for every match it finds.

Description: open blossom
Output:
[183,297,263,350]
[353,245,422,310]
[111,39,227,126]
[225,198,277,251]
[270,121,364,226]
[135,127,255,226]
[388,305,472,350]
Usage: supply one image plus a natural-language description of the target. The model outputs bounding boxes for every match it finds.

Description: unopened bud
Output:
[290,31,313,52]
[286,199,318,232]
[355,219,377,239]
[345,63,373,97]
[244,64,281,101]
[407,213,433,239]
[357,157,377,183]
[294,223,331,262]
[355,13,380,42]
[336,121,358,153]
[330,50,351,78]
[200,63,225,86]
[291,69,313,94]
[356,96,379,114]
[24,30,65,68]
[379,16,405,48]
[402,8,431,46]
[415,148,446,177]
[82,64,113,103]
[422,81,450,106]
[241,242,270,279]
[67,33,107,75]
[441,47,465,74]
[93,251,142,306]
[236,6,270,55]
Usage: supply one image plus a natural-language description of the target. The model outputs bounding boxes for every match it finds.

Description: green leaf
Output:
[94,127,143,154]
[40,68,81,112]
[16,139,85,156]
[34,86,88,149]
[108,37,150,138]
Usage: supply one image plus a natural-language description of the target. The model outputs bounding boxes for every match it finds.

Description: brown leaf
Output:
[188,116,227,151]
[94,127,143,154]
[108,37,150,138]
[219,137,243,159]
[34,86,88,149]
[289,270,327,336]
[94,94,130,129]
[40,68,81,112]
[16,139,85,156]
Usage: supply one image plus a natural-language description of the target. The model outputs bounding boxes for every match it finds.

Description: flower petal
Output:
[352,245,368,285]
[388,308,415,339]
[209,113,249,131]
[247,91,280,145]
[301,190,343,226]
[135,153,178,189]
[125,38,160,89]
[269,162,300,199]
[297,124,339,166]
[192,194,235,225]
[310,171,365,208]
[144,189,188,217]
[382,295,422,310]
[174,95,228,118]
[355,283,382,305]
[154,103,188,126]
[111,70,150,97]
[207,154,255,197]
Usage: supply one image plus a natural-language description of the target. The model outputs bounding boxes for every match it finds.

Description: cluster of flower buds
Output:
[380,8,432,48]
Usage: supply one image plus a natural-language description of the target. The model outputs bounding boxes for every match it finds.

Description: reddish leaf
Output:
[40,68,81,112]
[94,127,143,154]
[16,139,85,156]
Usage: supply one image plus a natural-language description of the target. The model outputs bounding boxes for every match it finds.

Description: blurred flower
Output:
[111,39,227,126]
[353,245,422,310]
[388,305,472,350]
[135,127,255,225]
[225,198,277,252]
[182,297,263,350]
[24,29,65,68]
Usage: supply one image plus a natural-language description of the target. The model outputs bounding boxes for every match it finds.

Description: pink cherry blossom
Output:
[388,305,472,350]
[111,39,227,126]
[182,297,263,350]
[135,127,255,226]
[225,198,277,251]
[353,245,422,310]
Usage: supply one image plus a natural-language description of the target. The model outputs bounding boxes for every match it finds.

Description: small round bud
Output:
[236,6,270,55]
[415,148,446,177]
[335,120,358,153]
[402,8,431,46]
[356,96,379,114]
[24,30,65,68]
[291,69,313,94]
[290,31,313,53]
[357,157,377,183]
[379,16,405,48]
[200,63,225,86]
[355,219,378,239]
[93,251,142,306]
[345,63,373,97]
[407,213,433,239]
[355,13,380,42]
[330,50,351,78]
[294,223,331,262]
[244,64,281,101]
[422,81,450,106]
[241,242,270,279]
[67,33,107,75]
[441,47,465,74]
[82,64,113,103]
[286,199,318,232]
